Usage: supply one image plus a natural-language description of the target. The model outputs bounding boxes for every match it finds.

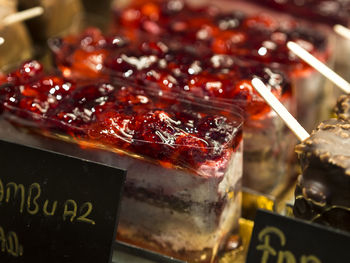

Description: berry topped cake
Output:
[112,0,328,73]
[243,0,350,27]
[0,60,243,262]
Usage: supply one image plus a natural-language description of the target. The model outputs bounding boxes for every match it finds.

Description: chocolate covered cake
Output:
[294,119,350,232]
[334,94,350,121]
[0,60,243,262]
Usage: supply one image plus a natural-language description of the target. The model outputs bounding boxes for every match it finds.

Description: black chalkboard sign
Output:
[247,209,350,263]
[0,139,126,263]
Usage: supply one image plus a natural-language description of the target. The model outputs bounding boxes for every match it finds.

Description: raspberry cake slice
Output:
[0,60,243,263]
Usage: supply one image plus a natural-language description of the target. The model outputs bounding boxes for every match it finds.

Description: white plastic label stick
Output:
[287,41,350,94]
[334,24,350,40]
[2,7,44,26]
[251,78,310,142]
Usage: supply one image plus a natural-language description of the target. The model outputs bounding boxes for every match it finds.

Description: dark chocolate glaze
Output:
[334,94,350,121]
[294,119,350,232]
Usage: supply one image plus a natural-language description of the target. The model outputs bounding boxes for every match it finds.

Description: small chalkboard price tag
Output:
[0,139,126,263]
[246,209,350,263]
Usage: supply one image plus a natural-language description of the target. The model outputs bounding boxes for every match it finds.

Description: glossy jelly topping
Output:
[246,0,350,26]
[49,0,329,118]
[112,0,327,68]
[50,26,291,119]
[0,61,242,172]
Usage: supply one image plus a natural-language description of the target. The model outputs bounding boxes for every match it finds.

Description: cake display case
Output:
[0,0,349,263]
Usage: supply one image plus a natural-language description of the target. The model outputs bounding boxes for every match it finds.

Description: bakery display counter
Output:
[0,0,349,262]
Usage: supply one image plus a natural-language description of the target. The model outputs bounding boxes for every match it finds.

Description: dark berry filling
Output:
[0,61,242,172]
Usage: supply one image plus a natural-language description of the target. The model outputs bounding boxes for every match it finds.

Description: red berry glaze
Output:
[0,61,242,172]
[111,0,327,68]
[49,0,328,119]
[245,0,350,27]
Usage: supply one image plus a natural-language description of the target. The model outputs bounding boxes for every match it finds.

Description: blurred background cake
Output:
[0,0,33,70]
